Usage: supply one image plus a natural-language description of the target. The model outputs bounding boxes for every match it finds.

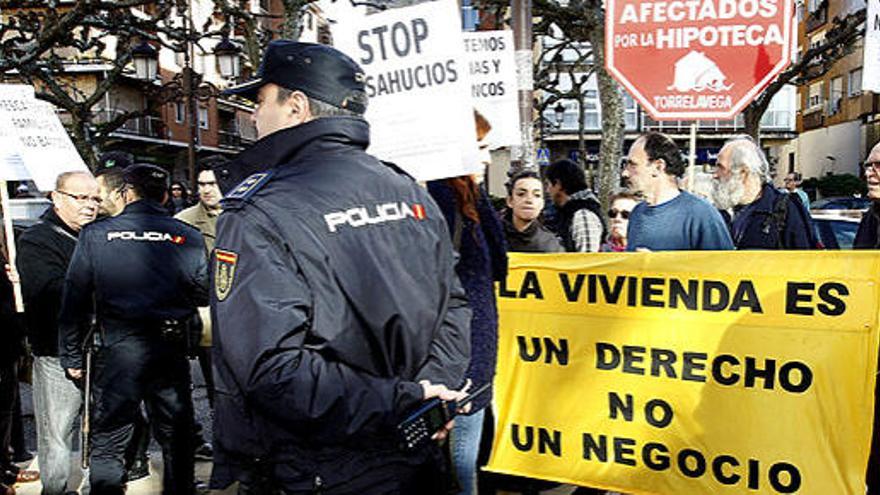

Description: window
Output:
[198,107,209,130]
[808,0,821,13]
[849,68,862,97]
[809,31,826,50]
[808,81,824,110]
[624,93,637,130]
[829,76,843,115]
[174,102,185,123]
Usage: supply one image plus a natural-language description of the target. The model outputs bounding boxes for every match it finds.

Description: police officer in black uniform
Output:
[210,41,472,494]
[59,164,209,495]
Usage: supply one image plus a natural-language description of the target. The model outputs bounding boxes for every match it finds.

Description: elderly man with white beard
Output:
[712,135,815,249]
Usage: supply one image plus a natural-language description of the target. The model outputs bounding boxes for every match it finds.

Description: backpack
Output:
[761,192,818,249]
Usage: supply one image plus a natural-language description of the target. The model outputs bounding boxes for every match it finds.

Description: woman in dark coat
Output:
[503,170,563,253]
[426,111,508,495]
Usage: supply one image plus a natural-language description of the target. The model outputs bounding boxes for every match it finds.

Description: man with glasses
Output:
[621,132,733,251]
[853,141,880,495]
[16,170,99,495]
[59,164,208,495]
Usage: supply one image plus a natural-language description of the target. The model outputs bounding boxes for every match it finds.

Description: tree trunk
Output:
[743,102,766,145]
[71,114,98,170]
[282,0,309,40]
[588,22,624,211]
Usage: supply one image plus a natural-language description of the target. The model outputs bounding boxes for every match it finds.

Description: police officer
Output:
[211,40,471,494]
[58,164,209,495]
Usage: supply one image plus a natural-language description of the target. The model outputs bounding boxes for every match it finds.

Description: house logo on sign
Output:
[667,51,733,93]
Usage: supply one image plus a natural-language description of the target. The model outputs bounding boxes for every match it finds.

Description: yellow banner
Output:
[486,251,880,495]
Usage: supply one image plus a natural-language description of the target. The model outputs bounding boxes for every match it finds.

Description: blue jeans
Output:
[32,355,89,495]
[451,408,485,495]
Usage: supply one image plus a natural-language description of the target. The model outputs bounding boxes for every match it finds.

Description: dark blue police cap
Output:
[224,40,367,114]
[123,164,170,190]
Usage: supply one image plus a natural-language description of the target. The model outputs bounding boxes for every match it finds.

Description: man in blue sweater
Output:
[622,132,734,251]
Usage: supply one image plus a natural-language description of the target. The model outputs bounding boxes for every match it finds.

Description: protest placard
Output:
[488,251,880,494]
[333,0,482,181]
[462,30,520,148]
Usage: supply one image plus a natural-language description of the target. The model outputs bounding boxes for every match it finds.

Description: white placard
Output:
[865,0,880,93]
[333,0,481,182]
[0,85,89,191]
[463,30,520,148]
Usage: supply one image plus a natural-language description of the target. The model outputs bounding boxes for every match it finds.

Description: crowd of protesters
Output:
[0,41,877,495]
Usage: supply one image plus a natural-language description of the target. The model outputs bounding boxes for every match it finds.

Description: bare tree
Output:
[0,1,211,166]
[480,0,624,207]
[743,7,866,141]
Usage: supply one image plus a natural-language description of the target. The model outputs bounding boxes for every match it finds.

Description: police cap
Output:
[97,151,134,173]
[223,40,367,114]
[123,164,170,191]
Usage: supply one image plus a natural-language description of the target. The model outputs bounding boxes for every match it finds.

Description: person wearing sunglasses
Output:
[601,192,639,252]
[855,141,880,495]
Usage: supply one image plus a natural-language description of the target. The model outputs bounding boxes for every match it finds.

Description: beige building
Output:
[796,0,880,181]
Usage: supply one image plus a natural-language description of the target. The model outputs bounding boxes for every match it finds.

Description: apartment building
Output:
[796,0,879,180]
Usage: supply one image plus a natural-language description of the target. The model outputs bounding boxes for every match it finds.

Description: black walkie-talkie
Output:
[398,382,491,450]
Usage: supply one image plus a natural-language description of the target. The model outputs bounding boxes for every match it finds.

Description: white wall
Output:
[796,120,862,180]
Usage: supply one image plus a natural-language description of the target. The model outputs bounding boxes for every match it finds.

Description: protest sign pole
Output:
[688,122,697,192]
[0,181,23,312]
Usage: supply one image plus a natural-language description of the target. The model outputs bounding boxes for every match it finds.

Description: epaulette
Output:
[380,160,415,181]
[223,170,276,202]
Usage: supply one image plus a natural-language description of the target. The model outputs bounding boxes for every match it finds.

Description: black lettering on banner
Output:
[608,392,634,422]
[596,342,620,370]
[702,280,729,312]
[745,357,776,390]
[769,462,802,493]
[582,433,607,462]
[511,425,562,457]
[643,443,670,471]
[779,361,813,393]
[682,352,708,382]
[627,276,638,307]
[498,276,517,298]
[678,449,707,478]
[711,354,741,385]
[599,275,625,304]
[622,346,647,375]
[613,437,637,466]
[644,399,674,428]
[669,279,698,310]
[559,273,585,302]
[747,458,760,489]
[642,277,665,307]
[730,281,763,313]
[588,274,598,303]
[650,348,678,378]
[520,271,544,299]
[818,282,848,316]
[712,455,741,485]
[517,336,568,365]
[786,282,814,315]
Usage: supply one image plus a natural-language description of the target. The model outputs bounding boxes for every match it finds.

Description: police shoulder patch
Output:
[214,249,238,302]
[225,170,275,201]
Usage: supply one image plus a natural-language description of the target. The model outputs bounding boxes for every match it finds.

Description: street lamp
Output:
[214,38,241,80]
[132,41,158,81]
[553,101,566,127]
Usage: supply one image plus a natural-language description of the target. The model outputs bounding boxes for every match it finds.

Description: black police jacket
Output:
[16,207,80,357]
[58,200,209,370]
[209,117,471,492]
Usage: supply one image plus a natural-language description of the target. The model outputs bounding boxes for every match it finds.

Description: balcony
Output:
[805,0,828,32]
[95,109,165,139]
[802,108,825,130]
[218,129,255,149]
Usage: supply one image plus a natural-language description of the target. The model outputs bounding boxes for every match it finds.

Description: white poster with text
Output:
[463,30,520,148]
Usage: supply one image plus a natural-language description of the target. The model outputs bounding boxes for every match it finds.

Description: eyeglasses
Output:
[608,209,630,220]
[864,161,880,174]
[56,190,101,204]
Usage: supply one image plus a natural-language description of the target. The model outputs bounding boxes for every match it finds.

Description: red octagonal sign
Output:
[606,0,793,120]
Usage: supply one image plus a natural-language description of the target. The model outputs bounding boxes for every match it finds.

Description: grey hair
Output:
[275,87,366,118]
[55,170,93,190]
[722,134,771,183]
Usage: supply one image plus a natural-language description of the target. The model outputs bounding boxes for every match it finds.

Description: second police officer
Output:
[58,164,209,495]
